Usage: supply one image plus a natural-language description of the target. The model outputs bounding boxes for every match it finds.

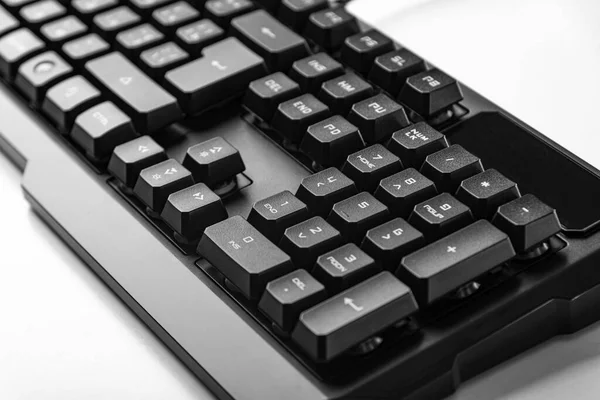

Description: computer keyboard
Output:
[1,0,599,398]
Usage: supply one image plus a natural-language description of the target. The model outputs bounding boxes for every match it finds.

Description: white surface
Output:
[2,0,600,399]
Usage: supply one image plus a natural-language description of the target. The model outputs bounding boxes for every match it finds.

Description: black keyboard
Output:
[2,0,600,398]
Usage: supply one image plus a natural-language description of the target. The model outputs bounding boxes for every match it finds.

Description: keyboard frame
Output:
[2,8,600,400]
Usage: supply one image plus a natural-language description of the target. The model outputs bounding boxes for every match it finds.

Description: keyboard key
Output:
[183,136,245,186]
[398,220,515,305]
[94,6,140,36]
[289,52,343,93]
[72,0,117,18]
[244,72,301,122]
[198,215,295,299]
[165,37,267,115]
[492,194,561,253]
[1,0,33,8]
[205,0,254,26]
[140,42,189,77]
[295,167,357,217]
[300,115,364,168]
[398,68,464,118]
[71,101,138,160]
[232,9,309,71]
[341,144,402,192]
[341,30,394,75]
[312,243,379,293]
[15,51,73,105]
[259,269,327,331]
[420,144,484,193]
[248,190,310,243]
[87,52,182,133]
[303,7,359,50]
[278,0,327,32]
[347,93,410,144]
[161,182,228,240]
[318,72,374,115]
[456,169,521,219]
[134,158,194,212]
[41,16,87,43]
[153,1,199,30]
[42,75,101,132]
[279,216,342,269]
[271,93,330,144]
[116,23,164,57]
[361,218,424,270]
[0,28,44,80]
[108,135,168,187]
[368,49,426,96]
[374,168,437,217]
[408,193,473,241]
[62,33,109,64]
[20,0,65,25]
[387,122,449,168]
[292,271,418,361]
[128,0,170,13]
[176,19,224,54]
[0,5,17,37]
[328,191,389,243]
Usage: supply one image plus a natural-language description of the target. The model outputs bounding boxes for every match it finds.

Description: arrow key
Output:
[361,218,424,270]
[108,135,168,188]
[341,144,402,193]
[133,158,194,212]
[295,167,358,217]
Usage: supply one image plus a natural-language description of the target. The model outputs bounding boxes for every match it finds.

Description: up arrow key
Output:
[120,76,132,85]
[260,26,276,39]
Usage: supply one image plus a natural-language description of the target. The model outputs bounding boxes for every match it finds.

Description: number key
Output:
[374,168,437,217]
[408,193,473,241]
[361,218,424,270]
[295,167,358,216]
[328,192,390,243]
[342,144,402,192]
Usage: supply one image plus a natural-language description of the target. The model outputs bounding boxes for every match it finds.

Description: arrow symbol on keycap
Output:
[381,234,391,240]
[344,297,364,312]
[298,232,306,239]
[210,146,222,153]
[138,145,149,153]
[119,76,132,85]
[193,192,204,200]
[260,26,276,39]
[164,168,177,175]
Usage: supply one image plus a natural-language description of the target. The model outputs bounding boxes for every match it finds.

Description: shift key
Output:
[86,52,182,134]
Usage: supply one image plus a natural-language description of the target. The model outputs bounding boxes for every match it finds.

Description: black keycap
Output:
[271,93,330,144]
[1,0,33,7]
[108,135,168,187]
[278,0,327,32]
[361,218,424,270]
[0,5,17,37]
[204,0,254,26]
[182,136,245,186]
[387,122,449,169]
[161,182,229,240]
[128,0,170,14]
[244,72,301,122]
[341,30,394,75]
[71,101,138,160]
[347,93,410,144]
[420,144,484,193]
[318,72,373,115]
[87,52,182,133]
[153,1,199,30]
[368,49,426,96]
[492,194,561,253]
[42,75,101,132]
[72,0,117,19]
[292,271,418,361]
[295,167,357,217]
[259,269,327,331]
[20,0,65,26]
[15,51,73,105]
[303,7,359,50]
[140,42,189,77]
[398,220,515,305]
[232,9,309,71]
[134,158,194,212]
[62,33,109,64]
[312,243,379,293]
[289,52,343,93]
[116,23,164,57]
[328,191,389,243]
[374,168,437,217]
[198,215,295,299]
[398,68,464,118]
[456,169,521,219]
[408,193,474,241]
[165,37,267,115]
[0,28,44,80]
[176,19,224,54]
[248,190,310,243]
[341,144,402,192]
[279,216,342,269]
[301,115,364,168]
[93,6,140,36]
[41,16,87,44]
